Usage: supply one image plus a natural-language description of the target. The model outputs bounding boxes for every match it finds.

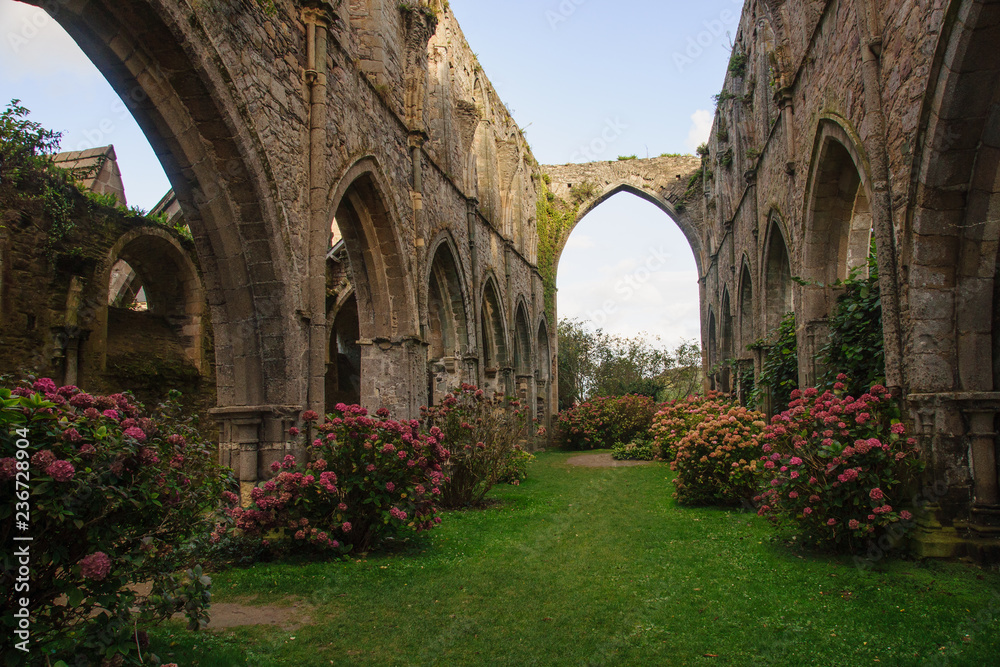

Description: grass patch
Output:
[150,452,1000,666]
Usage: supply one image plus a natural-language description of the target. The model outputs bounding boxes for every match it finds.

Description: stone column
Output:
[964,410,999,507]
[212,405,300,503]
[359,336,427,419]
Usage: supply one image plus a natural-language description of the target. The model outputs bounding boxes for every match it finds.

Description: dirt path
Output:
[565,453,652,468]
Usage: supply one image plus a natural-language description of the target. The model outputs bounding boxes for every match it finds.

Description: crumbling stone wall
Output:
[689,0,1000,561]
[0,170,214,418]
[17,0,551,497]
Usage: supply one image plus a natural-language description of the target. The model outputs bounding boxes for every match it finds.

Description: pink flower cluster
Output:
[79,551,111,581]
[755,378,922,550]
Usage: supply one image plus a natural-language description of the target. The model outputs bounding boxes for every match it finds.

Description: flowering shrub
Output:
[670,403,766,506]
[754,378,922,551]
[650,391,730,461]
[228,404,449,553]
[612,439,656,461]
[556,394,657,450]
[0,380,232,665]
[421,384,529,506]
[497,445,535,485]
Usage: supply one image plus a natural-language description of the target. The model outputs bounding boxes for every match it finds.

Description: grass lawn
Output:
[149,451,1000,666]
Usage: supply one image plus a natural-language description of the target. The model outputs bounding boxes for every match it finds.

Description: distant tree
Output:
[557,319,595,410]
[557,318,703,408]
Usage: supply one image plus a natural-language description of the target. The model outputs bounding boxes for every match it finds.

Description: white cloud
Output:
[685,109,713,153]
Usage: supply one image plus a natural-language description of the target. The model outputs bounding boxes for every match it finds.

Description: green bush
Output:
[817,246,884,396]
[755,380,922,552]
[0,380,232,665]
[228,405,449,554]
[749,312,799,415]
[612,439,656,461]
[555,395,658,451]
[670,402,766,506]
[649,392,731,462]
[421,384,529,506]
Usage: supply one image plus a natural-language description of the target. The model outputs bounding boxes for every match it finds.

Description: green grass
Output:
[149,452,1000,666]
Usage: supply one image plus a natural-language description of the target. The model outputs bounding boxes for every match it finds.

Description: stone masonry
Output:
[13,0,999,561]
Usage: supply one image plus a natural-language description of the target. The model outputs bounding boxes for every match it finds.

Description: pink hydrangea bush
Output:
[0,380,233,664]
[650,391,730,462]
[754,378,923,551]
[670,402,767,505]
[229,404,450,553]
[421,384,530,507]
[556,394,657,451]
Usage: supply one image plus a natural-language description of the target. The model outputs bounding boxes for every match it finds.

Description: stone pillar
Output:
[799,317,829,388]
[52,326,90,387]
[907,393,1000,562]
[966,410,1000,507]
[212,405,300,503]
[359,336,427,419]
[463,353,479,387]
[516,372,534,438]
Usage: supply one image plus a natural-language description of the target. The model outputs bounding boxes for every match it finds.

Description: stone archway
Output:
[328,162,421,417]
[426,237,471,405]
[800,120,875,385]
[480,276,509,398]
[21,0,308,492]
[763,216,793,336]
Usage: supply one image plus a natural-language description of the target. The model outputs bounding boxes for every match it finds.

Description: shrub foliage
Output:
[670,401,767,506]
[754,379,921,551]
[556,395,657,451]
[0,380,232,665]
[421,384,529,507]
[227,405,450,554]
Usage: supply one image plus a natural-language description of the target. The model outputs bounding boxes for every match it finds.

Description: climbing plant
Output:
[817,240,884,395]
[748,311,798,414]
[536,177,583,324]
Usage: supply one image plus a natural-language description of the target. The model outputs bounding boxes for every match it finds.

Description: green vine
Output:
[536,177,583,324]
[816,240,884,395]
[748,311,798,415]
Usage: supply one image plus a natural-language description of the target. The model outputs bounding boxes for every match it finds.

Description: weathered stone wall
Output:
[691,0,1000,560]
[0,171,215,418]
[17,0,551,494]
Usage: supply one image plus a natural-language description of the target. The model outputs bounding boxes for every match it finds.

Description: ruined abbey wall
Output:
[14,0,552,496]
[696,0,1000,560]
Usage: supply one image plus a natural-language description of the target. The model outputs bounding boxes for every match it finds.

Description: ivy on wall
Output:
[816,242,884,395]
[535,176,583,324]
[748,311,798,415]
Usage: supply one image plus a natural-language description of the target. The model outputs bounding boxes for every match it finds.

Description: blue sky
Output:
[0,0,739,347]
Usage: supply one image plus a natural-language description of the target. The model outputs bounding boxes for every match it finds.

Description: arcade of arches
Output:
[4,0,999,561]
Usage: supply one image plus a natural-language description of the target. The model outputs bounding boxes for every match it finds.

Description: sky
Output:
[0,0,740,348]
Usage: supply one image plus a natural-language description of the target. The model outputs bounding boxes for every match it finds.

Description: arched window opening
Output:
[102,230,207,407]
[108,259,147,311]
[513,304,531,376]
[480,279,507,396]
[764,220,793,335]
[738,264,753,351]
[720,290,734,393]
[326,293,362,411]
[808,139,872,285]
[426,242,469,405]
[707,308,718,391]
